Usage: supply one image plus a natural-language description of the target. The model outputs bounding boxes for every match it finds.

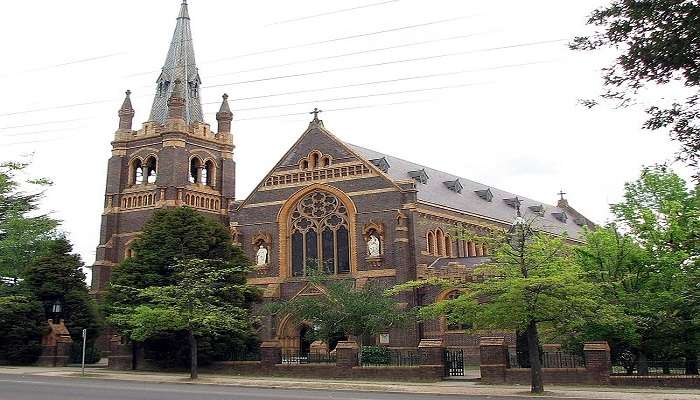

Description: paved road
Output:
[0,373,577,400]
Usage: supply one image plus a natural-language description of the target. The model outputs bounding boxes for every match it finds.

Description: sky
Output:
[0,1,690,283]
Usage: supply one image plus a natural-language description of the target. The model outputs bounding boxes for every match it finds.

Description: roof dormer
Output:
[369,157,390,173]
[408,169,429,184]
[443,179,463,193]
[474,188,493,202]
[528,204,545,216]
[552,211,568,223]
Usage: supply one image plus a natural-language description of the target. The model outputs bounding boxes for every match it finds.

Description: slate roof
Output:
[346,143,589,240]
[149,1,204,124]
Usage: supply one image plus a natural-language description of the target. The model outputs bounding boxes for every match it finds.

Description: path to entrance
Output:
[0,367,697,400]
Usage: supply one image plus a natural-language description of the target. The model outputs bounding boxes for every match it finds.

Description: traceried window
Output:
[289,190,350,277]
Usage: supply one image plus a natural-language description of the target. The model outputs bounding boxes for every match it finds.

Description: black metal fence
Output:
[359,349,421,367]
[220,350,261,362]
[508,351,585,369]
[611,360,697,376]
[281,350,336,364]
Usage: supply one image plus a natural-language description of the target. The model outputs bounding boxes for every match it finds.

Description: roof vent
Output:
[574,216,587,226]
[408,169,429,184]
[552,211,568,223]
[528,204,545,216]
[474,188,493,202]
[369,157,390,173]
[503,197,521,208]
[444,179,463,193]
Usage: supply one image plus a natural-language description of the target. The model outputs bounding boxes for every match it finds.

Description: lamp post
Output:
[51,299,63,323]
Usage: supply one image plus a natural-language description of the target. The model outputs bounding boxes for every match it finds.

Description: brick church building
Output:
[92,1,593,361]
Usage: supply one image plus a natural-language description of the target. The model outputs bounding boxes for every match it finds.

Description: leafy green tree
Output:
[23,238,101,351]
[104,207,255,369]
[571,1,700,176]
[0,295,46,364]
[104,207,239,312]
[268,272,413,348]
[108,259,260,379]
[578,166,699,373]
[0,161,58,281]
[392,219,614,394]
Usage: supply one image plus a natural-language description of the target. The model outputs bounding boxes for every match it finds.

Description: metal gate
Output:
[444,349,464,377]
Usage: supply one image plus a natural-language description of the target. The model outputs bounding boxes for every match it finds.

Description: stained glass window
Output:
[289,191,351,276]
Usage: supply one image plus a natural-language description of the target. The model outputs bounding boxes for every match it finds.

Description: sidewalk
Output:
[0,366,698,400]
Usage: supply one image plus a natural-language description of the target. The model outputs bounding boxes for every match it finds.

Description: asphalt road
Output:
[0,373,578,400]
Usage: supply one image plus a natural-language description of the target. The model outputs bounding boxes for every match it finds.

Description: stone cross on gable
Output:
[558,190,567,201]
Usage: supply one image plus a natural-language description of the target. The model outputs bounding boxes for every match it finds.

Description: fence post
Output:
[418,338,444,366]
[107,335,133,370]
[335,340,359,368]
[584,341,611,384]
[260,340,282,367]
[480,337,508,384]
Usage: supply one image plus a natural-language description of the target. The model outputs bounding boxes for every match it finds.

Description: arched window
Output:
[144,156,157,184]
[132,159,143,185]
[445,290,472,331]
[436,229,445,256]
[444,235,452,257]
[203,160,214,186]
[427,231,435,255]
[289,190,350,277]
[189,157,202,184]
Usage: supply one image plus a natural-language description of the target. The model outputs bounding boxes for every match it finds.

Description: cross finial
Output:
[558,190,567,201]
[310,107,322,121]
[125,90,131,96]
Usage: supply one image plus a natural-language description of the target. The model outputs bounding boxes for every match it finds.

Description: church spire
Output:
[216,94,233,134]
[149,0,203,125]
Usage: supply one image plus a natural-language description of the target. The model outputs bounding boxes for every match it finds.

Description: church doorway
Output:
[299,325,313,354]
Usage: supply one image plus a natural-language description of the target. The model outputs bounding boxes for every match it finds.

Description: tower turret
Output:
[118,90,134,130]
[216,94,233,134]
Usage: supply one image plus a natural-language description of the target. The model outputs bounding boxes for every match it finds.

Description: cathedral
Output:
[92,1,594,361]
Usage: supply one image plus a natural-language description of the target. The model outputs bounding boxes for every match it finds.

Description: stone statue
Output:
[367,235,381,257]
[256,245,268,266]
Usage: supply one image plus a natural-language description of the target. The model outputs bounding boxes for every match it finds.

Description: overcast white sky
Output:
[0,1,689,282]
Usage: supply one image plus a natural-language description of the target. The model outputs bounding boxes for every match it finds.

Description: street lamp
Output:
[51,299,62,322]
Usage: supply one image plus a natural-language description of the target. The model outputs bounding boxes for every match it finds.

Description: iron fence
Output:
[611,360,697,376]
[281,349,336,364]
[220,350,261,362]
[359,349,421,367]
[508,351,585,369]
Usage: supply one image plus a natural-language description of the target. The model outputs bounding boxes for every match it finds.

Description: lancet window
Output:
[289,190,350,277]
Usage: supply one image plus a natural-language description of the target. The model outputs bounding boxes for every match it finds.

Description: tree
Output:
[104,207,256,369]
[0,161,58,282]
[392,219,611,394]
[578,166,699,373]
[268,272,413,348]
[0,295,46,364]
[23,238,101,351]
[108,259,260,379]
[571,1,700,177]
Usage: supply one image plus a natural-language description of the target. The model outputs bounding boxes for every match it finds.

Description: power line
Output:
[124,14,478,78]
[267,0,402,26]
[2,126,81,138]
[202,60,553,105]
[203,38,566,89]
[206,31,494,78]
[0,118,86,131]
[236,99,430,121]
[202,80,492,115]
[0,53,126,78]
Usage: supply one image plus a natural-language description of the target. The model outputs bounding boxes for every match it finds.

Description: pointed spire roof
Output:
[218,94,232,114]
[149,0,203,125]
[119,90,133,112]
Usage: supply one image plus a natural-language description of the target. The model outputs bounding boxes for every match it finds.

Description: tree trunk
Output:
[189,330,198,379]
[526,320,543,393]
[686,349,699,375]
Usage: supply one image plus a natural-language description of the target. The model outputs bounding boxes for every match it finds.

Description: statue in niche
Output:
[256,245,269,266]
[367,234,381,257]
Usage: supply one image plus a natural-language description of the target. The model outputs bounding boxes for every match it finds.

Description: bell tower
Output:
[90,0,235,293]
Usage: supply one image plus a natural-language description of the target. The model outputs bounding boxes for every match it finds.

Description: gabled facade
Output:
[231,116,590,359]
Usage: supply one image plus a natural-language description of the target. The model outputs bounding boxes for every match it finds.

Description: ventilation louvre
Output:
[369,157,390,173]
[444,179,463,193]
[474,188,493,202]
[529,204,545,216]
[408,169,429,184]
[552,211,568,223]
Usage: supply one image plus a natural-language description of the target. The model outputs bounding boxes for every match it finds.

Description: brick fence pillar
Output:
[108,336,133,370]
[37,319,73,367]
[335,340,359,368]
[418,338,444,366]
[584,341,611,384]
[260,340,282,367]
[480,337,508,384]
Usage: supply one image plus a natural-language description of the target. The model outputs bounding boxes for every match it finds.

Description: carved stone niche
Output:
[251,232,272,271]
[229,222,241,246]
[363,221,385,267]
